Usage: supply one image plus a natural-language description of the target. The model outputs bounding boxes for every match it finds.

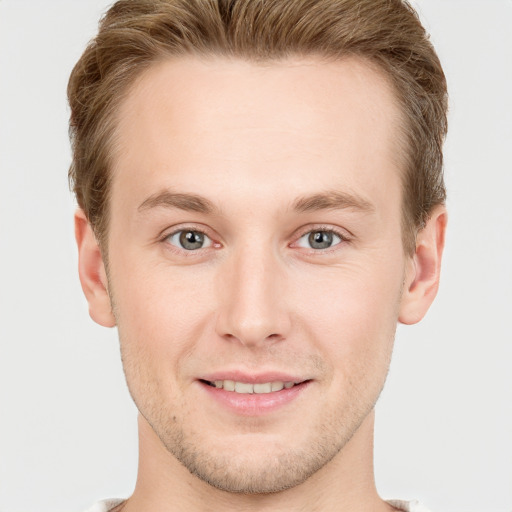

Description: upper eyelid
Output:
[292,225,351,242]
[167,230,213,250]
[161,228,217,256]
[157,224,351,246]
[297,230,343,242]
[294,231,344,250]
[159,223,214,241]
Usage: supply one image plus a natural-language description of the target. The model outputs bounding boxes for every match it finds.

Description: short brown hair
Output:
[68,0,447,254]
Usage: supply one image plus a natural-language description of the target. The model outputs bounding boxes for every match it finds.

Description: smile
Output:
[202,380,298,394]
[198,377,312,415]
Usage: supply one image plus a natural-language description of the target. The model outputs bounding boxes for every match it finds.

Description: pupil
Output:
[180,231,204,250]
[309,231,332,249]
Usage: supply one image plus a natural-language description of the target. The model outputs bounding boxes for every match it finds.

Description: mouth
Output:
[199,379,306,394]
[197,373,313,415]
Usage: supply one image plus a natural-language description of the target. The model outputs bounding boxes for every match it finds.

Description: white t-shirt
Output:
[84,498,432,511]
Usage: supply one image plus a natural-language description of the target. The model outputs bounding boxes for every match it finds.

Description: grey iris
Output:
[309,231,333,249]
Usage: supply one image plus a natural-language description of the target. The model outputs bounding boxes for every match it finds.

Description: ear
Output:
[399,205,447,325]
[74,209,116,327]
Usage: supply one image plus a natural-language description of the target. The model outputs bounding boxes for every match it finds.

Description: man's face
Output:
[105,56,410,493]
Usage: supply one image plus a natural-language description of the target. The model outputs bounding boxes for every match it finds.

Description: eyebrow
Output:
[137,189,375,216]
[138,191,216,214]
[292,190,375,214]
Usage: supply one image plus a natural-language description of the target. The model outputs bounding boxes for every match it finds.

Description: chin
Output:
[173,442,336,494]
[148,410,357,495]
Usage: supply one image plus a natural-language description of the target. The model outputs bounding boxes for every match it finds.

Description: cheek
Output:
[109,257,216,380]
[291,256,404,374]
[112,269,211,420]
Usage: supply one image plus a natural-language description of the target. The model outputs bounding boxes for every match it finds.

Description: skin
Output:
[76,56,446,512]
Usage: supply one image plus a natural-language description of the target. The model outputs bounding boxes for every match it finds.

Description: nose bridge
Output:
[215,241,290,346]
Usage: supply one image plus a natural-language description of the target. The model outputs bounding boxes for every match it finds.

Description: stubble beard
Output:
[115,325,395,495]
[113,315,395,495]
[135,405,374,494]
[111,277,399,496]
[153,411,357,494]
[123,354,386,495]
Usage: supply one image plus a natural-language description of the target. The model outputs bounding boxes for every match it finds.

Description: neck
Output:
[122,411,393,512]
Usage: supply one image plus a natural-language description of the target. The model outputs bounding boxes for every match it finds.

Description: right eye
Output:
[166,230,213,251]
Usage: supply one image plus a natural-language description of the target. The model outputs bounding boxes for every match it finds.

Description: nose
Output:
[215,244,291,348]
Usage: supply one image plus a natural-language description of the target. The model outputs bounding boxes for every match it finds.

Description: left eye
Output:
[166,230,213,251]
[296,230,342,250]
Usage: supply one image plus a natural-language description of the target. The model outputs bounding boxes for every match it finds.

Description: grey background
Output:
[0,1,511,511]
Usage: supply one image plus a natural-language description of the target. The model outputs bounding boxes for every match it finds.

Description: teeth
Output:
[253,383,272,394]
[235,382,253,394]
[208,380,297,394]
[271,382,284,392]
[223,380,235,392]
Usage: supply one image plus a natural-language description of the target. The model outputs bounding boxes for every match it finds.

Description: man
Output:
[69,0,447,510]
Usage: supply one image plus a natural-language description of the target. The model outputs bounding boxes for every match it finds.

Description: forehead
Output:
[111,55,404,215]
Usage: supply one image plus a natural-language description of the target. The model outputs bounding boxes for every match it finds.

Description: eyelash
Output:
[292,225,350,253]
[160,225,350,255]
[160,225,217,256]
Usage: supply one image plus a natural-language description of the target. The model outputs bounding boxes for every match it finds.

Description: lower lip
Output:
[198,381,311,416]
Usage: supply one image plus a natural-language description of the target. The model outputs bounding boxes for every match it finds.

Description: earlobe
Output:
[74,209,116,328]
[399,205,447,325]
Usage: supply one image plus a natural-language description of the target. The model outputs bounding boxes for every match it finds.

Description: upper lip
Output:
[199,371,309,384]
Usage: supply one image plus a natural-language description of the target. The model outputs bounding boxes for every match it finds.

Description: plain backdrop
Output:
[0,1,511,511]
